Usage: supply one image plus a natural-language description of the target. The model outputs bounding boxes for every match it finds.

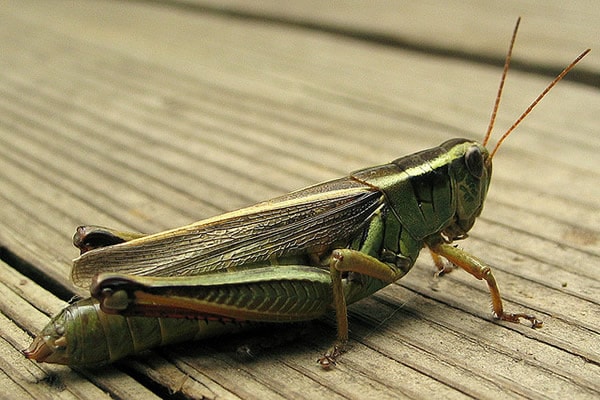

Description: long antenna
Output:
[482,17,521,147]
[488,48,591,161]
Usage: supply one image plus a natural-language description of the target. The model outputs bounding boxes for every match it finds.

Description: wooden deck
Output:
[1,1,598,399]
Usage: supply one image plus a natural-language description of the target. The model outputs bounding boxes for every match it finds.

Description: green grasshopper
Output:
[24,20,589,368]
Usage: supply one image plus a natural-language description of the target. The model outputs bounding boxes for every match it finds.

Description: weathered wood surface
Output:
[0,1,598,399]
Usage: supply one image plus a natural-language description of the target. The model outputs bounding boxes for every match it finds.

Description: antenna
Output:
[480,18,590,161]
[482,17,521,147]
[488,48,590,161]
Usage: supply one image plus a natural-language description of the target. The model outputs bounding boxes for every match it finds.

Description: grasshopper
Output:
[24,19,589,367]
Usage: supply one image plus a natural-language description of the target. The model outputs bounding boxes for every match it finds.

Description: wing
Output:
[72,177,384,287]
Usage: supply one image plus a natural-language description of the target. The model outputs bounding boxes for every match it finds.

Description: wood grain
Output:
[0,1,598,399]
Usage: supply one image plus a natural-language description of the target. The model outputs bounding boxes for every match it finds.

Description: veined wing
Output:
[72,177,384,287]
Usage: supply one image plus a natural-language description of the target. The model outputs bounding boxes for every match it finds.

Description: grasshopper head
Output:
[435,20,589,241]
[440,139,492,240]
[438,19,589,243]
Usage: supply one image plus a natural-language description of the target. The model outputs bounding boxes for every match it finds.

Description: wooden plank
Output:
[154,0,600,74]
[0,1,598,399]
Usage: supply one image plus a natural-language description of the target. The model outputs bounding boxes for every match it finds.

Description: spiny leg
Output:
[318,248,406,368]
[318,258,347,369]
[429,242,542,328]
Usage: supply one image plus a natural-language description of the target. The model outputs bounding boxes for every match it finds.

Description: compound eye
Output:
[465,146,484,179]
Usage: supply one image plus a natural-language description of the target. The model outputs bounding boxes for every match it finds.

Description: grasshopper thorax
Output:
[351,138,491,243]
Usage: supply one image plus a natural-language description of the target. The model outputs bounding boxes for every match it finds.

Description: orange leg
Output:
[429,242,542,328]
[318,248,405,368]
